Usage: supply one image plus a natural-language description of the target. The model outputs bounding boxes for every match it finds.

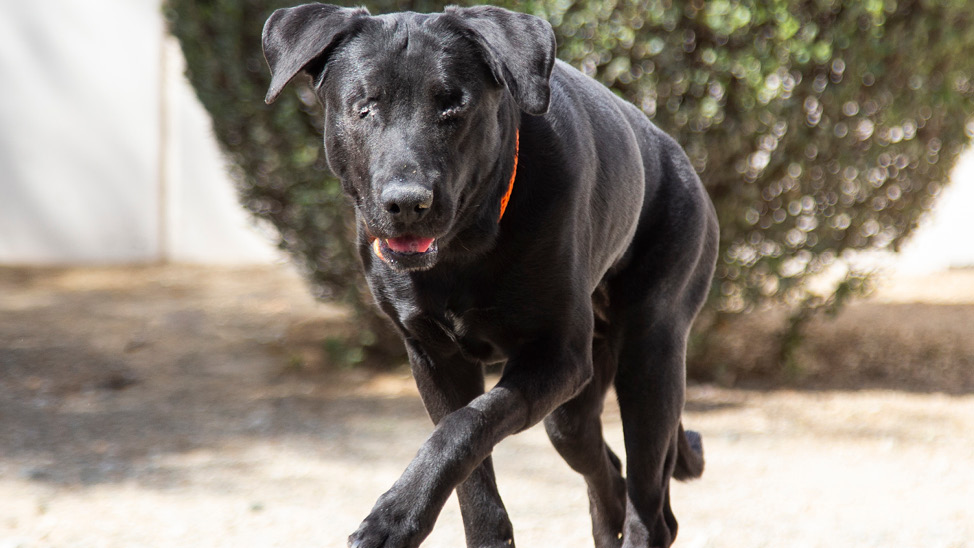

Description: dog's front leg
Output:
[408,342,515,548]
[348,338,594,548]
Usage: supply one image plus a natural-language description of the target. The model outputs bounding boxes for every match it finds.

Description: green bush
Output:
[550,0,974,312]
[165,0,973,375]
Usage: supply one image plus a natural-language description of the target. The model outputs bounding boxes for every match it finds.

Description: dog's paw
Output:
[347,507,425,548]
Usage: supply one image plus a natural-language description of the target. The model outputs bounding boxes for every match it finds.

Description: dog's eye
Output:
[353,97,377,120]
[440,106,463,119]
[437,90,468,120]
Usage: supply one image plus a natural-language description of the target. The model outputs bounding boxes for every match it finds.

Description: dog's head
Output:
[262,4,556,271]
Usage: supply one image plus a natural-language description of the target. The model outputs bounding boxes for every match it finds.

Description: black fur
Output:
[263,5,717,547]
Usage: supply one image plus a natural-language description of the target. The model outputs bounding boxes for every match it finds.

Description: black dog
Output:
[263,4,717,547]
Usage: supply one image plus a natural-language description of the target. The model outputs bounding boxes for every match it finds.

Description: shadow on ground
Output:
[0,265,428,488]
[2,265,972,488]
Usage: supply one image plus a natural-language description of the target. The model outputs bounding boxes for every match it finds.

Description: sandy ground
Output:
[1,264,972,548]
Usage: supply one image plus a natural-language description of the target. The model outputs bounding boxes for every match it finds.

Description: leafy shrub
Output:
[165,0,974,375]
[549,0,974,314]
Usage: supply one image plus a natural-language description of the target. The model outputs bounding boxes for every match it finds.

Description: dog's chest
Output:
[383,274,507,363]
[404,303,506,363]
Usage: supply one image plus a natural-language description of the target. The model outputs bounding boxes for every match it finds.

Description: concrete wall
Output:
[0,0,278,264]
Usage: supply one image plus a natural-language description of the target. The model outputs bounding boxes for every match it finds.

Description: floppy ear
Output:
[262,3,369,104]
[444,6,556,115]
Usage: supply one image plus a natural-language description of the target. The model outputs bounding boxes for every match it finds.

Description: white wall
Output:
[0,0,278,264]
[161,37,279,264]
[894,148,974,274]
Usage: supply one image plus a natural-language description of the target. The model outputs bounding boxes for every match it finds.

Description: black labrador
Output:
[262,4,718,547]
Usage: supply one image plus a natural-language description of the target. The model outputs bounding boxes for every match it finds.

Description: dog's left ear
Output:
[444,6,556,116]
[262,3,369,104]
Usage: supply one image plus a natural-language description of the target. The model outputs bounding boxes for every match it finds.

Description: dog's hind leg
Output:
[612,321,690,548]
[544,334,627,548]
[610,261,711,547]
[608,246,712,547]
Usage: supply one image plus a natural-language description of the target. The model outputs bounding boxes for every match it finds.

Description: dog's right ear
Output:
[262,3,369,104]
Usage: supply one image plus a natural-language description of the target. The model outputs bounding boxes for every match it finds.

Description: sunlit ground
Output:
[1,265,972,547]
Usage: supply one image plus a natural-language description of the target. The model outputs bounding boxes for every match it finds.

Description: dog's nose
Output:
[381,182,433,224]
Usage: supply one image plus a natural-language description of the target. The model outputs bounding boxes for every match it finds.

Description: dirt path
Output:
[1,265,972,547]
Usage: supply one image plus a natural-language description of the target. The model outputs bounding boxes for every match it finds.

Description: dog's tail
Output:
[672,424,705,481]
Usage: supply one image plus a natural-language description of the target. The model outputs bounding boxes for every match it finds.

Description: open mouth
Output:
[371,234,439,271]
[384,235,436,254]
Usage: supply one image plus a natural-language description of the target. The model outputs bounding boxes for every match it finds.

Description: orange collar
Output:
[371,129,519,262]
[497,128,519,223]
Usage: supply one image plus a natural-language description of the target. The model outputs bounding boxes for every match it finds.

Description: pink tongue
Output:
[386,236,435,254]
